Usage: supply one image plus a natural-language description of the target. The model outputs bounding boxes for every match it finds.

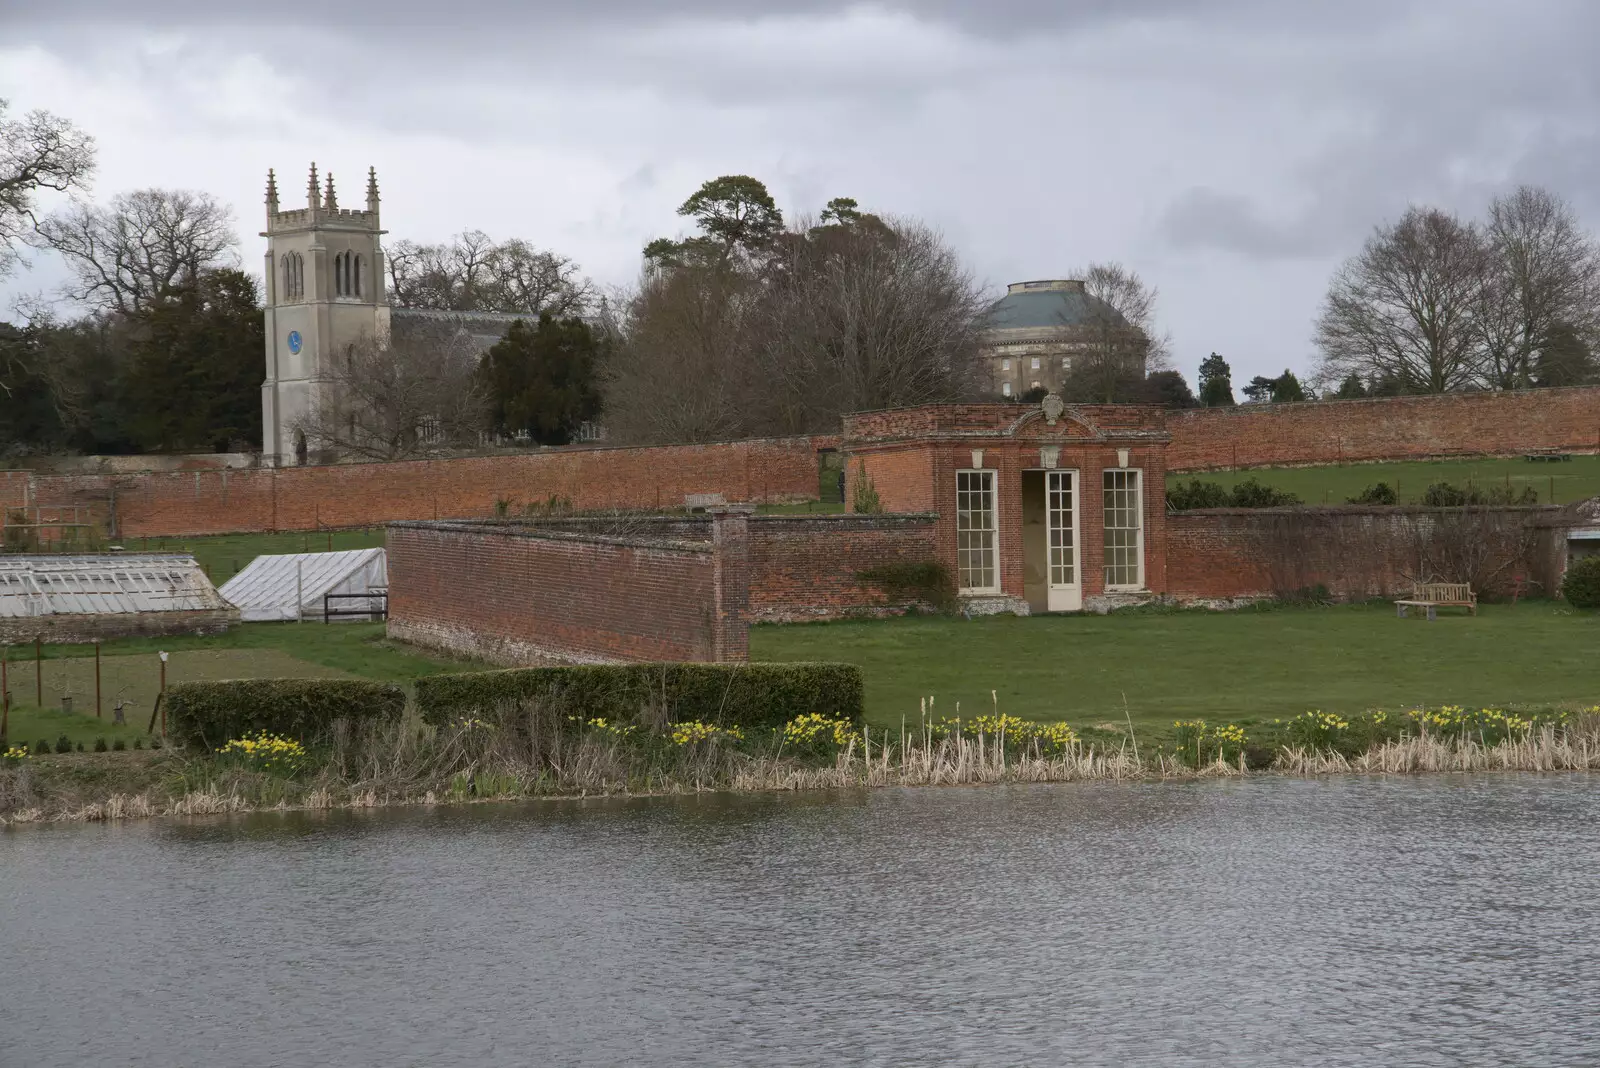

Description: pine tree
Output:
[1197,352,1235,407]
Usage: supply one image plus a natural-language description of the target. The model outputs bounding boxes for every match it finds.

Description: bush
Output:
[415,662,864,732]
[93,737,108,753]
[54,735,71,754]
[855,561,956,614]
[1563,556,1600,610]
[75,742,84,752]
[1347,482,1398,505]
[1166,479,1230,510]
[1227,477,1302,508]
[112,739,125,751]
[1167,477,1301,510]
[34,739,51,757]
[1423,481,1540,507]
[166,678,408,751]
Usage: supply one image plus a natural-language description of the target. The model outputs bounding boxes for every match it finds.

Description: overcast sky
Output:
[4,0,1599,385]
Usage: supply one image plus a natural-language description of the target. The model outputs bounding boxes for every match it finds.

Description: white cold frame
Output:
[1102,468,1144,589]
[956,469,1000,593]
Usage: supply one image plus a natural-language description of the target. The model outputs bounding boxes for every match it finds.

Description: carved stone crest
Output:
[1041,392,1066,426]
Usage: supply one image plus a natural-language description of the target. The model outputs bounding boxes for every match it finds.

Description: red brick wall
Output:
[386,521,721,664]
[747,514,940,622]
[1169,386,1600,471]
[16,437,821,538]
[1167,506,1568,600]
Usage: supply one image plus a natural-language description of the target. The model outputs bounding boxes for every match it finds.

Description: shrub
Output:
[1423,481,1539,507]
[1227,477,1302,508]
[34,739,51,757]
[54,735,71,754]
[166,678,408,751]
[75,742,84,752]
[1563,556,1600,610]
[93,737,108,753]
[415,662,864,732]
[1347,482,1398,505]
[1166,479,1230,510]
[112,739,125,751]
[851,460,882,514]
[855,561,956,614]
[133,738,144,750]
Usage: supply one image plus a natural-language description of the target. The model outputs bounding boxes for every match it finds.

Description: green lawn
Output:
[1,622,473,748]
[750,603,1600,731]
[1169,454,1600,506]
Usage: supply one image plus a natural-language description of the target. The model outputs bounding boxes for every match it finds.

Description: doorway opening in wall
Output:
[1022,469,1081,612]
[293,429,308,467]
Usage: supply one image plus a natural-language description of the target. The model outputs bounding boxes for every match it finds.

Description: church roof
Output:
[982,279,1127,334]
[390,307,601,354]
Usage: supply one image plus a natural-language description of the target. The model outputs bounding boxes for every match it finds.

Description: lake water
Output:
[3,775,1598,1067]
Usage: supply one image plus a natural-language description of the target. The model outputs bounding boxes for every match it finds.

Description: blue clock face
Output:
[287,330,302,354]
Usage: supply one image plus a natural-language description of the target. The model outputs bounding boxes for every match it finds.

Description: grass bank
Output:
[1167,453,1600,505]
[751,602,1600,730]
[5,702,1597,824]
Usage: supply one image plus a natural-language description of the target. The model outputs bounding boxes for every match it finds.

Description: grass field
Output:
[1169,454,1600,506]
[751,602,1600,731]
[1,622,469,748]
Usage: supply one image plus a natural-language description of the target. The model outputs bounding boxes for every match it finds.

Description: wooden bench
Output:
[1394,582,1478,621]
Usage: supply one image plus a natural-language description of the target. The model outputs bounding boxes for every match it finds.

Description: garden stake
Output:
[95,642,102,718]
[35,637,41,706]
[1,647,9,744]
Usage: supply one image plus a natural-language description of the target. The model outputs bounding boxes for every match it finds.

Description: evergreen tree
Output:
[1141,370,1198,408]
[1197,352,1235,406]
[1335,373,1368,398]
[1532,321,1597,387]
[122,269,263,451]
[481,313,604,446]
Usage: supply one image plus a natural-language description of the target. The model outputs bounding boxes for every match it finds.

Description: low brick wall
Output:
[0,608,238,645]
[386,519,733,665]
[1168,506,1571,601]
[489,513,944,622]
[747,514,940,622]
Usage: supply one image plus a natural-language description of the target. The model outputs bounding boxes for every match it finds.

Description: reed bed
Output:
[3,703,1597,824]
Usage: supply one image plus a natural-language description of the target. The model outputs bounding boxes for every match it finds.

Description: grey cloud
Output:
[1160,189,1324,259]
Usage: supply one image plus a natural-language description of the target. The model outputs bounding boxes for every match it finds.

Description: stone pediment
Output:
[1004,395,1104,440]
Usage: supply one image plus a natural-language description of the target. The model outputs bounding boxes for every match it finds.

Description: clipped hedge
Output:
[415,662,864,731]
[166,678,408,751]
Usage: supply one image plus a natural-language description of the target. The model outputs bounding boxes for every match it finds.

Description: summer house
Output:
[842,395,1171,614]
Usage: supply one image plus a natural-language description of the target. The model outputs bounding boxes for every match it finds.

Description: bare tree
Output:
[386,230,594,315]
[35,189,238,315]
[1477,186,1600,388]
[603,265,755,444]
[1061,262,1171,403]
[1315,207,1491,394]
[1,99,96,279]
[294,326,487,461]
[749,215,986,433]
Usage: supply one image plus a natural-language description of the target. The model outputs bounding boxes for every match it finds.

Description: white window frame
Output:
[956,468,1000,594]
[1001,382,1012,397]
[1031,357,1041,370]
[1102,467,1145,590]
[1001,358,1010,371]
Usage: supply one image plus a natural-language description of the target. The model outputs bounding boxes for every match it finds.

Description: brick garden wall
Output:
[386,520,724,665]
[747,514,940,622]
[1168,386,1600,471]
[452,512,945,623]
[8,437,821,539]
[1167,506,1571,601]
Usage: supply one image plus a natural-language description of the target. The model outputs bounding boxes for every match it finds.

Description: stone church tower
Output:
[260,163,389,466]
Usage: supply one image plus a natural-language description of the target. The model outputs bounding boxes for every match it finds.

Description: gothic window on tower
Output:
[353,255,363,298]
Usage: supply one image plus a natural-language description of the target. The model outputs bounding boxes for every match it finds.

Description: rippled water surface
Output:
[4,776,1599,1067]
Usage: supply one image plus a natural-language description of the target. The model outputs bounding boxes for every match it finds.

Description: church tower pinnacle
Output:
[265,169,278,214]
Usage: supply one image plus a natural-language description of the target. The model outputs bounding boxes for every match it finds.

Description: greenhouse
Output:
[219,548,388,623]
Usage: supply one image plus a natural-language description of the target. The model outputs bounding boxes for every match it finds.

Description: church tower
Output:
[261,163,388,466]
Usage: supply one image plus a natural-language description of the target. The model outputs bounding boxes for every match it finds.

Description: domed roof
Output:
[983,279,1127,333]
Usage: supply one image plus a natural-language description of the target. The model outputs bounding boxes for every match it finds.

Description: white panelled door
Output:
[1046,470,1082,611]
